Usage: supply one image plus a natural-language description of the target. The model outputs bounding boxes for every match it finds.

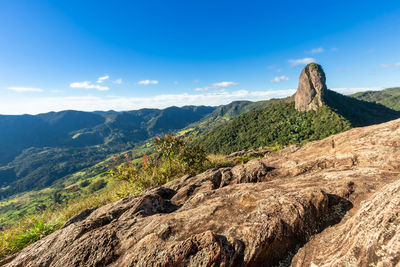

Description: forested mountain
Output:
[195,64,400,154]
[0,101,266,198]
[1,83,399,198]
[0,106,216,198]
[186,100,269,134]
[350,87,400,111]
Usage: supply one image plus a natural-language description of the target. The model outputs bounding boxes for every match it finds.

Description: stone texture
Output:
[5,118,400,267]
[295,63,327,112]
[291,180,400,267]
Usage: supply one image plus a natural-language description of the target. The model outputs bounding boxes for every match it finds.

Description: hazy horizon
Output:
[0,87,389,116]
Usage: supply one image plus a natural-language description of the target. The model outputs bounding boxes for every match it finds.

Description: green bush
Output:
[110,134,208,191]
[80,180,90,188]
[88,179,107,193]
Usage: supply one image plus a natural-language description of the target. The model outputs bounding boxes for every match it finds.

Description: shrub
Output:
[110,134,208,191]
[88,179,107,193]
[80,180,90,188]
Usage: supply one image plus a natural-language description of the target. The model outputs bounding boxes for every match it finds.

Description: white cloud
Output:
[137,79,159,85]
[7,87,43,92]
[308,47,324,54]
[212,81,238,87]
[381,62,400,69]
[70,81,109,91]
[195,87,210,92]
[113,78,123,85]
[0,89,296,115]
[288,58,316,66]
[97,75,110,84]
[270,75,289,83]
[195,81,238,92]
[332,87,383,95]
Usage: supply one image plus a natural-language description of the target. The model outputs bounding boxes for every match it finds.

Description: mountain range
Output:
[0,84,399,199]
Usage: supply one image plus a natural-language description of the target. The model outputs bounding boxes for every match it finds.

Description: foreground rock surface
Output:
[5,119,400,267]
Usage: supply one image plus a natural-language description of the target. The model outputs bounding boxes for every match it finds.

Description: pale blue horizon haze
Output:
[1,0,400,114]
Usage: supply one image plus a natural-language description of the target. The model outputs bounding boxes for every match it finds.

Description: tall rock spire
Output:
[294,63,327,112]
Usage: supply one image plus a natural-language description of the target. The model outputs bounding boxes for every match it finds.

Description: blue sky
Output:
[1,0,400,114]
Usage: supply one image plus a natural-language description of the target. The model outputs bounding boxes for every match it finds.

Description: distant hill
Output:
[196,91,400,154]
[0,106,215,198]
[350,87,400,111]
[186,100,268,135]
[0,102,266,199]
[1,82,399,198]
[325,89,399,126]
[195,64,400,154]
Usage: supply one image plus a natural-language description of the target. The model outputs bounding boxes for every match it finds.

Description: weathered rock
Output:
[295,63,327,112]
[227,149,266,158]
[291,180,400,267]
[5,118,400,267]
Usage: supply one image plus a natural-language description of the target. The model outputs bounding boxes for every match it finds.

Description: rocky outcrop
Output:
[291,180,400,266]
[5,119,400,267]
[295,63,327,112]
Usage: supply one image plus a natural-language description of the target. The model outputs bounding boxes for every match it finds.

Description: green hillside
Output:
[0,101,265,204]
[0,106,215,198]
[350,87,400,111]
[195,90,400,154]
[185,100,269,135]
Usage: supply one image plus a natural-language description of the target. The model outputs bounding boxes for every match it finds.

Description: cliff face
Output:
[4,118,400,267]
[295,63,327,112]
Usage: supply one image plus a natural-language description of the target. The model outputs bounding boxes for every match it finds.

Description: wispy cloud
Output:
[137,80,159,85]
[70,81,109,91]
[308,47,324,54]
[288,58,315,66]
[212,81,238,87]
[332,87,383,95]
[381,62,400,69]
[113,78,123,85]
[7,87,43,92]
[195,81,238,92]
[97,75,109,84]
[195,87,211,92]
[0,89,297,115]
[270,75,289,83]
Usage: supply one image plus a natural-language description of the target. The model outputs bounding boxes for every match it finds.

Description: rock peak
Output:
[295,63,327,112]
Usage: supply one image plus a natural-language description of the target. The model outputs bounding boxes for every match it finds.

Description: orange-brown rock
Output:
[4,119,400,267]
